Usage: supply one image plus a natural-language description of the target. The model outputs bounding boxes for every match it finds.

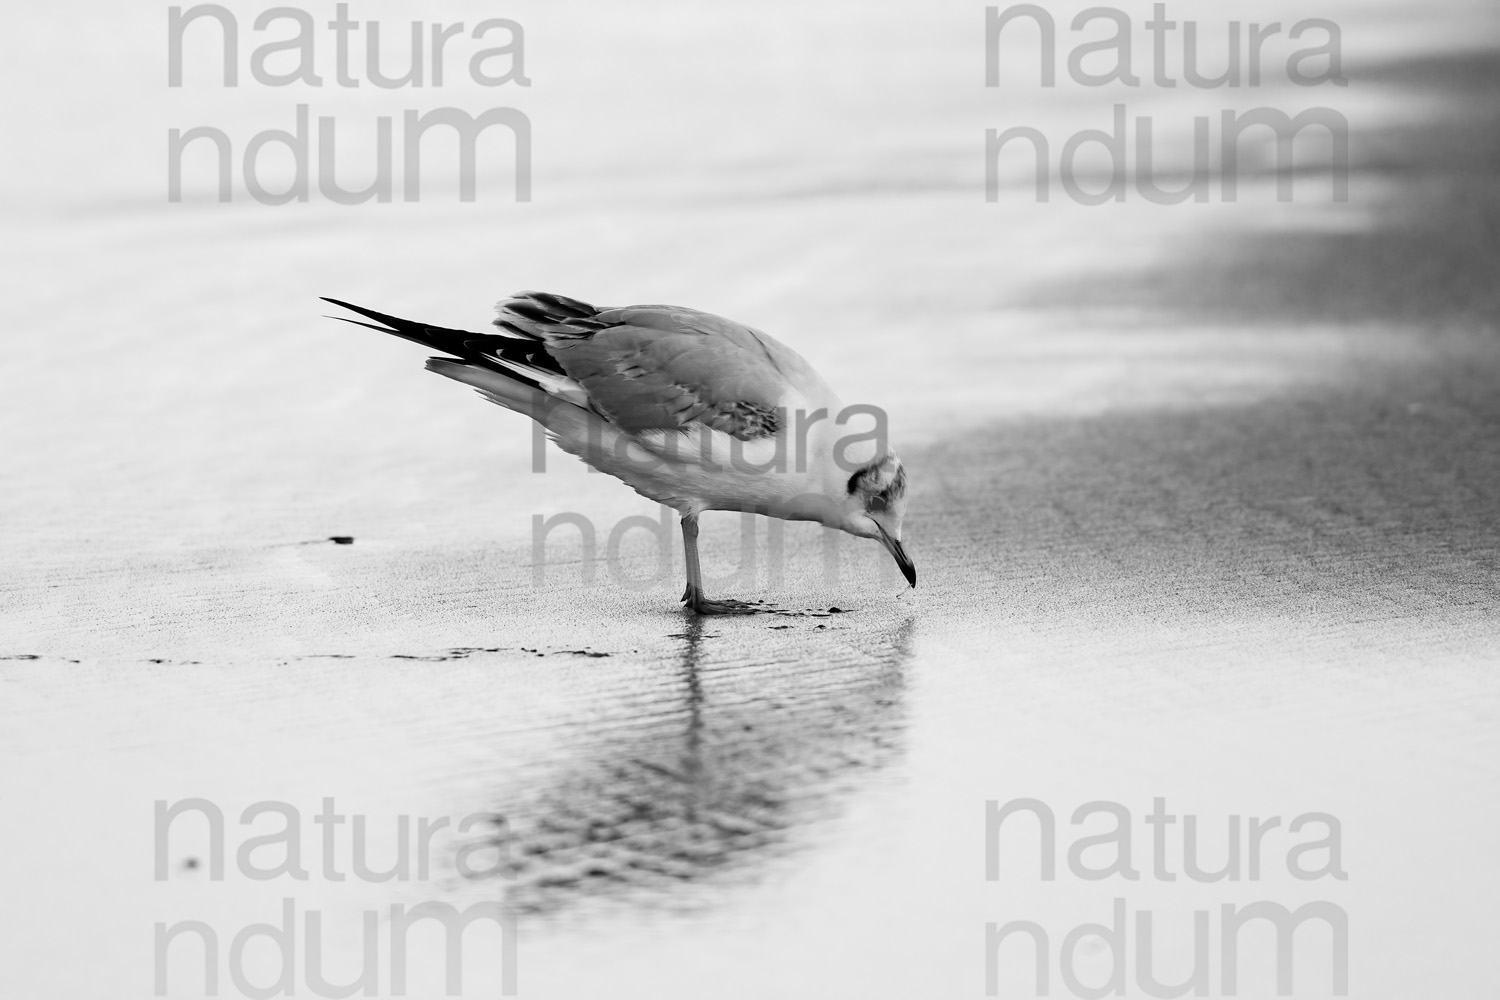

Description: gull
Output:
[322,292,915,614]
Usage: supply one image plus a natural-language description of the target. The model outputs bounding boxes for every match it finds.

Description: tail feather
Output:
[424,358,542,413]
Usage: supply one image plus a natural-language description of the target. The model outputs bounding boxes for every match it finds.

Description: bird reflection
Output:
[469,616,915,917]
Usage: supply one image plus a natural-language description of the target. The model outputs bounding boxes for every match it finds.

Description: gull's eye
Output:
[868,493,888,513]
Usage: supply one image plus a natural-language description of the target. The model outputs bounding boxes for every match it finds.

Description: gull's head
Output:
[837,453,916,587]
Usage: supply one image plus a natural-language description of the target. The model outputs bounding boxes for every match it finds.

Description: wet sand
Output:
[4,2,1499,997]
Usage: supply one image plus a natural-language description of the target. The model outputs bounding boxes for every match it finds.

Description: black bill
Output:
[876,525,917,588]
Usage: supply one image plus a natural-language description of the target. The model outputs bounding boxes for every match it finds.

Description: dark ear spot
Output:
[847,459,886,495]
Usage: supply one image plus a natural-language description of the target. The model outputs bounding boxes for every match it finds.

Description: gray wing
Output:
[492,294,823,441]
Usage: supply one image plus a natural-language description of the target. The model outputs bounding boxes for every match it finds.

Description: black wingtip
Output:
[320,296,467,351]
[320,296,407,329]
[325,295,441,341]
[325,315,399,335]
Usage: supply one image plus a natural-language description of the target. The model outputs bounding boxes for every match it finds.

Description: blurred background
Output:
[3,1,1498,997]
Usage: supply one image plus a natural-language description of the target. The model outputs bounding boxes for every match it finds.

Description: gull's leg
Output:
[679,513,761,615]
[680,513,703,604]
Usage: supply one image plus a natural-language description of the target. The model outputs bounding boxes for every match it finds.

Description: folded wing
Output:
[495,294,821,442]
[323,291,825,446]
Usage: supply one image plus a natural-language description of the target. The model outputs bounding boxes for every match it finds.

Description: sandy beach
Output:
[3,1,1498,997]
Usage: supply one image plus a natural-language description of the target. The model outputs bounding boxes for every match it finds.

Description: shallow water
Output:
[4,1,1499,997]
